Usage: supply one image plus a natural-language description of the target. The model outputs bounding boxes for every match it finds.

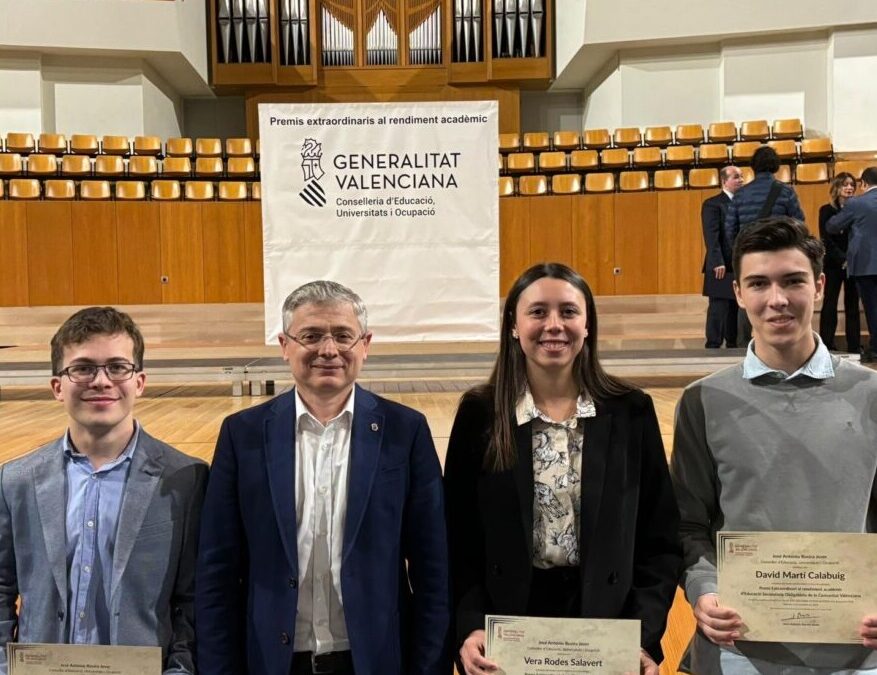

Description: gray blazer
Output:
[826,188,877,277]
[0,430,208,674]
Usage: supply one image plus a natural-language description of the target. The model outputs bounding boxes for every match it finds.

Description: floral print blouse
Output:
[515,386,596,569]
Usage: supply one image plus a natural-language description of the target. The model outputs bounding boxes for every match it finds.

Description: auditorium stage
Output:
[0,296,857,397]
[0,296,752,396]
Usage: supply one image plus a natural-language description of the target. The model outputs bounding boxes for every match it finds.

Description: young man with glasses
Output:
[196,280,450,675]
[0,306,207,674]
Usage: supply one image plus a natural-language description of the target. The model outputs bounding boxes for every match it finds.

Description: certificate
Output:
[485,615,640,674]
[718,531,877,643]
[7,643,161,674]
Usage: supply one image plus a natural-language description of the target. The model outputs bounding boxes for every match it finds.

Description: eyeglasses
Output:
[283,330,365,352]
[58,362,139,383]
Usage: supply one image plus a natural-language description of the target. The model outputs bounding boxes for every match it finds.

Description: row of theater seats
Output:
[0,179,262,201]
[0,154,259,179]
[499,119,805,153]
[0,133,259,159]
[501,138,833,175]
[499,164,835,196]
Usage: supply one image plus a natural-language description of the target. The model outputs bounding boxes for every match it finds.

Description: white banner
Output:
[258,101,499,343]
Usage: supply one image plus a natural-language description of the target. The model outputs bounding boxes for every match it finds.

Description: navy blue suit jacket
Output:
[701,191,735,300]
[195,386,450,675]
[826,189,877,277]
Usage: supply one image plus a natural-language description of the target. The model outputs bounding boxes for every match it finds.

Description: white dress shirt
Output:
[293,388,355,654]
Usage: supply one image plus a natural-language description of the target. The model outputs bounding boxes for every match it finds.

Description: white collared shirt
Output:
[293,387,354,654]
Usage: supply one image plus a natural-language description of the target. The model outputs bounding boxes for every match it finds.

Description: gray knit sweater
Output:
[671,357,877,671]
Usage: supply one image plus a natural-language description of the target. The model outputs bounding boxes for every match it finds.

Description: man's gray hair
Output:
[281,280,368,333]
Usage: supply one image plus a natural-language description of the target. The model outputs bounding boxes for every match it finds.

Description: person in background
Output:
[827,167,877,364]
[702,165,745,348]
[818,172,861,353]
[725,146,805,346]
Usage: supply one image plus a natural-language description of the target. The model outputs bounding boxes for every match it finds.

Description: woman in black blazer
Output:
[444,262,681,675]
[818,172,861,352]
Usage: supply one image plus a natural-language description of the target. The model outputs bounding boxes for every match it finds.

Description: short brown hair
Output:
[50,307,145,375]
[732,216,825,280]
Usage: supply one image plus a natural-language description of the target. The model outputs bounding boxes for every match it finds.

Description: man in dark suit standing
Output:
[195,280,449,675]
[702,165,744,348]
[827,166,877,362]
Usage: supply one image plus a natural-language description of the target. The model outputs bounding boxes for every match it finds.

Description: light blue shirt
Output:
[63,423,140,645]
[742,333,835,381]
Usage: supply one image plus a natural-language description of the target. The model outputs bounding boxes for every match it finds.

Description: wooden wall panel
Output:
[71,203,118,305]
[795,183,828,236]
[614,193,659,295]
[26,202,74,306]
[572,194,615,295]
[160,203,205,303]
[657,191,704,294]
[202,203,247,303]
[243,202,265,302]
[0,203,29,307]
[116,202,163,304]
[499,197,530,295]
[11,187,832,309]
[528,196,573,268]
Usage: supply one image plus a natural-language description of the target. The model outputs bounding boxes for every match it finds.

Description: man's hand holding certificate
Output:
[716,532,877,643]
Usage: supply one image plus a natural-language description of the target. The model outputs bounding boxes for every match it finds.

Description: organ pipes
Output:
[281,0,310,65]
[367,10,399,65]
[409,5,441,65]
[493,0,543,58]
[322,3,355,66]
[452,0,481,63]
[217,0,547,71]
[216,0,271,63]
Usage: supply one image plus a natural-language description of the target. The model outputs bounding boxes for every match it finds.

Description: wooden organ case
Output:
[208,0,555,133]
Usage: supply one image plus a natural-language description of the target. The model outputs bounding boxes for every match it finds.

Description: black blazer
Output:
[443,387,681,664]
[702,191,736,300]
[819,203,848,270]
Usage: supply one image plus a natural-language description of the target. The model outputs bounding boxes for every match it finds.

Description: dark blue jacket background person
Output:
[724,147,805,254]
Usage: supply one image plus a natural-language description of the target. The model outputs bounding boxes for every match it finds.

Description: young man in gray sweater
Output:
[671,217,877,674]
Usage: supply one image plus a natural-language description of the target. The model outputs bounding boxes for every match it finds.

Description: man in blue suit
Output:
[195,281,449,675]
[827,166,877,362]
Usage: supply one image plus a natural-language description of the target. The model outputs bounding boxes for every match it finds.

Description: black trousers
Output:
[705,297,738,348]
[526,566,582,618]
[737,308,752,348]
[819,265,861,352]
[291,650,355,675]
[855,275,877,354]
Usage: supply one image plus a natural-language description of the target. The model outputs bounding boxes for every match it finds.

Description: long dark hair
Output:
[477,262,635,472]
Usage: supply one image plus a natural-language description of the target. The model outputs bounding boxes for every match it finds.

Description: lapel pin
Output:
[370,423,379,432]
